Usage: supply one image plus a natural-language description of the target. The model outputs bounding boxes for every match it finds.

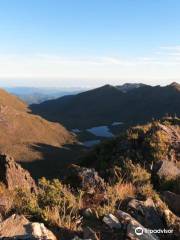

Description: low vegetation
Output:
[9,178,83,231]
[0,117,179,239]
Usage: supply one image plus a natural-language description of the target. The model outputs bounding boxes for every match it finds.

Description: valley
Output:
[0,83,179,240]
[1,2,180,239]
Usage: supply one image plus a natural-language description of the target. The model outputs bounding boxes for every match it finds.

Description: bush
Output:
[38,178,83,230]
[144,126,169,162]
[11,178,83,231]
[13,188,40,217]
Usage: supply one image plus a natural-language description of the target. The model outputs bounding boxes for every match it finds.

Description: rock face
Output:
[116,197,180,239]
[161,191,180,216]
[66,164,106,194]
[0,154,37,192]
[125,198,164,230]
[0,214,57,240]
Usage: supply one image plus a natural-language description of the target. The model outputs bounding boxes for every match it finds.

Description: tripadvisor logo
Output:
[135,227,173,236]
[135,227,144,236]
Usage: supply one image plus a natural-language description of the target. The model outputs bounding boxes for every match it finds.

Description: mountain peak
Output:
[85,84,119,94]
[101,84,115,89]
[116,83,147,92]
[169,82,180,91]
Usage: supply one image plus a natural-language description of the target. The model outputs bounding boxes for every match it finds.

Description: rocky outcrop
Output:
[112,197,180,239]
[152,160,180,192]
[125,198,164,230]
[157,121,180,163]
[103,214,121,229]
[0,154,37,192]
[153,160,180,181]
[161,191,180,216]
[153,197,180,238]
[115,210,159,240]
[0,214,57,240]
[66,164,106,194]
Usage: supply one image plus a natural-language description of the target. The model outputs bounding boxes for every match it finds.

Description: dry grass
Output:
[10,178,83,231]
[0,88,28,112]
[114,182,136,200]
[136,184,156,199]
[41,206,82,231]
[96,182,136,217]
[11,179,136,228]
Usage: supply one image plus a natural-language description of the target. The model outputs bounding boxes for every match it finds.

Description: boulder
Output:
[125,197,180,238]
[116,210,159,240]
[161,191,180,216]
[30,222,57,240]
[153,160,180,192]
[126,198,164,229]
[66,164,106,194]
[0,154,37,192]
[153,160,180,181]
[0,214,57,239]
[103,214,121,229]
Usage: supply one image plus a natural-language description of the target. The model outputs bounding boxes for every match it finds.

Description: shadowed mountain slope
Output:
[31,82,180,129]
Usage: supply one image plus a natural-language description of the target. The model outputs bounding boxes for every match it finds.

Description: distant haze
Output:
[0,78,179,88]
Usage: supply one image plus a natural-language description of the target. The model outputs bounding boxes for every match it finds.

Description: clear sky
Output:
[0,0,180,87]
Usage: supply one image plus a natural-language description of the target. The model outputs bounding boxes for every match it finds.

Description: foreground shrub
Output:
[38,178,83,230]
[11,178,83,231]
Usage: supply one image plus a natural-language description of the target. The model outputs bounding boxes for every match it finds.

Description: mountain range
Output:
[5,87,83,104]
[31,82,180,129]
[0,84,180,239]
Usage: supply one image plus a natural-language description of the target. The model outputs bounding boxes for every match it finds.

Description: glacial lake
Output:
[72,122,124,148]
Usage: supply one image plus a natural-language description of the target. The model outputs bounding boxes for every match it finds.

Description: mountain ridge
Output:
[0,88,75,172]
[31,82,180,129]
[0,88,28,112]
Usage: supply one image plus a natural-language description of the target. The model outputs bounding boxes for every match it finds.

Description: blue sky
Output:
[0,0,180,87]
